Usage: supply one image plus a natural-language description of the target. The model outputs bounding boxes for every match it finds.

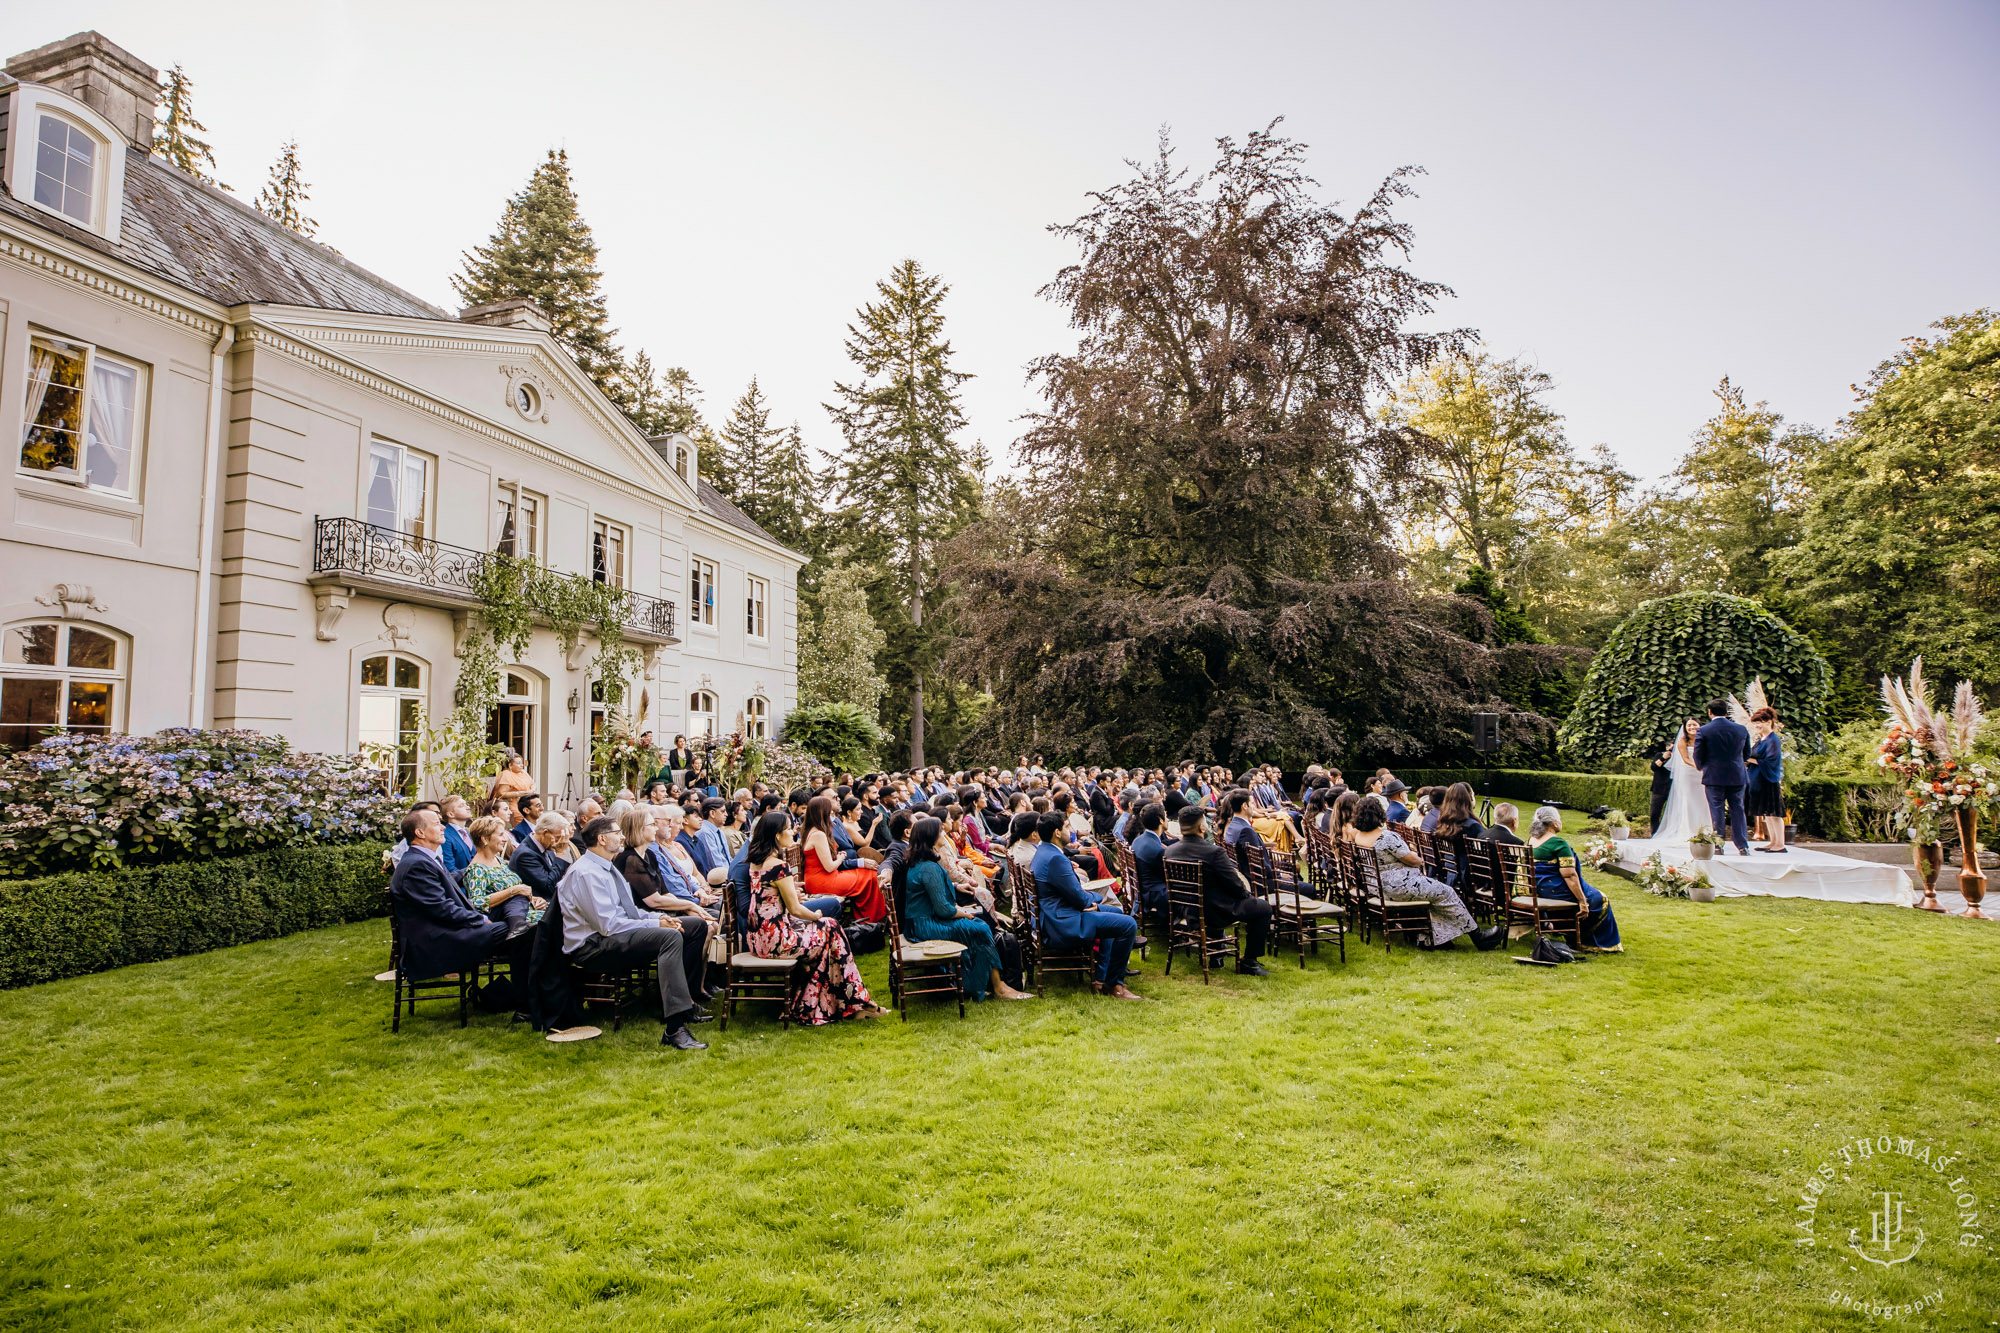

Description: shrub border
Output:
[0,841,389,989]
[1391,769,1893,841]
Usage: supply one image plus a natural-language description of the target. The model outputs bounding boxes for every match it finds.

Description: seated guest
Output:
[741,812,886,1024]
[1030,813,1142,1000]
[1350,800,1505,952]
[899,816,1035,1001]
[510,810,576,898]
[390,808,507,979]
[1219,789,1272,884]
[1162,804,1274,976]
[1527,806,1623,952]
[672,804,725,886]
[1429,781,1488,882]
[643,779,671,804]
[510,793,544,846]
[557,817,711,1050]
[575,797,605,828]
[1253,769,1286,812]
[801,794,888,922]
[438,794,476,874]
[616,807,711,921]
[386,800,441,868]
[464,816,544,938]
[698,797,734,874]
[1129,802,1169,919]
[1382,780,1412,826]
[1328,790,1360,843]
[1489,803,1525,846]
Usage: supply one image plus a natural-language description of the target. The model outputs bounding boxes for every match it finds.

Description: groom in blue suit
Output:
[1692,699,1752,855]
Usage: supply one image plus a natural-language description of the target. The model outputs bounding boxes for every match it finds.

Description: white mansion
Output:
[0,31,803,799]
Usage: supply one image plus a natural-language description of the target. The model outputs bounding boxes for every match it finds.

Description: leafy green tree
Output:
[782,702,888,773]
[153,65,225,188]
[454,149,627,407]
[824,259,982,768]
[1653,378,1816,601]
[255,140,316,238]
[1558,592,1830,765]
[1775,310,2000,721]
[798,552,889,713]
[1384,352,1572,578]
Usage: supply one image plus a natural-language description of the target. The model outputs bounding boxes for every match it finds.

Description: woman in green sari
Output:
[1527,806,1622,952]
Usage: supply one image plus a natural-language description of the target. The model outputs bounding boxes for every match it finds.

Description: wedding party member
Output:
[741,813,884,1025]
[1649,741,1676,833]
[1030,814,1142,1000]
[1162,804,1274,976]
[390,808,508,979]
[1692,699,1752,855]
[1527,806,1623,952]
[1747,707,1787,853]
[557,817,710,1050]
[1349,801,1504,951]
[899,817,1035,1002]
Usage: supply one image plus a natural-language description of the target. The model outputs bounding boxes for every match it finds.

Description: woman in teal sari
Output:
[1527,806,1622,952]
[899,817,1035,1002]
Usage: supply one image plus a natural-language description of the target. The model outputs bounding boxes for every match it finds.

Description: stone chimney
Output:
[5,32,160,151]
[459,298,553,333]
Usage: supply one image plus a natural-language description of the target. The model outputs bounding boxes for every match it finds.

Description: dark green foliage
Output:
[1455,566,1542,646]
[1558,593,1829,766]
[1773,311,2000,725]
[453,149,627,406]
[781,702,888,774]
[0,842,388,988]
[715,381,819,554]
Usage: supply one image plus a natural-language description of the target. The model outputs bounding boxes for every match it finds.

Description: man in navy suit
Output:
[1692,699,1752,854]
[1029,813,1141,1000]
[390,808,507,979]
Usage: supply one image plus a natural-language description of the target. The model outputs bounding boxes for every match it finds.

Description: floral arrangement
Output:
[757,737,831,795]
[1689,826,1725,847]
[699,732,765,795]
[0,728,399,876]
[589,707,650,797]
[1878,658,1996,844]
[1634,850,1709,899]
[1579,836,1624,872]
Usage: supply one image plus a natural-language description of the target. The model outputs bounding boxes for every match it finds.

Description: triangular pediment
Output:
[256,307,696,508]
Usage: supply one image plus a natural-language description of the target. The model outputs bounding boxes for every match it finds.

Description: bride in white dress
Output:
[1651,718,1714,844]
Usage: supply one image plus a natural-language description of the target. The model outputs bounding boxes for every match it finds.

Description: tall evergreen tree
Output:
[824,259,981,767]
[255,140,317,238]
[454,149,627,407]
[717,381,819,553]
[798,551,889,713]
[152,65,224,188]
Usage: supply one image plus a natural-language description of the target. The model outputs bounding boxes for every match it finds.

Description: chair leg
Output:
[392,974,403,1033]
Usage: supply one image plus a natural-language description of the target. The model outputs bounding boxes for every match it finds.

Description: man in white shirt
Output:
[558,816,710,1051]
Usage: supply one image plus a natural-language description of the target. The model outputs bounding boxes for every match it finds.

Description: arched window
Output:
[3,91,127,242]
[357,652,424,793]
[0,620,124,750]
[687,690,717,739]
[745,695,768,741]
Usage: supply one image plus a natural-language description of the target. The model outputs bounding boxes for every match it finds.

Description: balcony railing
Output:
[312,516,677,642]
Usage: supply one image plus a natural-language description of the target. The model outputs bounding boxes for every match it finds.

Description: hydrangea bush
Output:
[0,729,399,877]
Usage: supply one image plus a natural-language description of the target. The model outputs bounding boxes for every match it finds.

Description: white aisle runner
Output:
[1615,838,1909,905]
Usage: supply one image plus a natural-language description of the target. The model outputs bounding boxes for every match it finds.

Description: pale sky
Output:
[25,0,2000,481]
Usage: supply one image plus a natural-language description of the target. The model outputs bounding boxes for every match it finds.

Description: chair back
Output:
[1458,835,1500,918]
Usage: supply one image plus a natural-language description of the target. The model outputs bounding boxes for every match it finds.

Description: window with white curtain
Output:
[18,332,146,495]
[365,439,430,539]
[746,575,768,640]
[745,695,768,740]
[689,556,717,629]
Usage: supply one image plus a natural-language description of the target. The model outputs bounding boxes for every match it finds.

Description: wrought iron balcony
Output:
[311,516,677,643]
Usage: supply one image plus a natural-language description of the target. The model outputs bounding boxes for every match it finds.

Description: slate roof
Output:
[0,144,449,319]
[640,435,789,550]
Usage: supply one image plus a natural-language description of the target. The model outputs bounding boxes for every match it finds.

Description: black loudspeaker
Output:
[1473,712,1501,753]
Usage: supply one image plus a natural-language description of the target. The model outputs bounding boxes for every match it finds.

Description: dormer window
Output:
[34,113,97,223]
[3,87,128,241]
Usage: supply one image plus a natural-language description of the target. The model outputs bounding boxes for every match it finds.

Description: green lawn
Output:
[3,880,1996,1331]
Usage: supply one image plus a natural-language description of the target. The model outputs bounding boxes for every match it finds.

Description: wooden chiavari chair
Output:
[1339,839,1433,953]
[1163,858,1237,982]
[1493,840,1582,947]
[1260,848,1346,966]
[883,872,966,1020]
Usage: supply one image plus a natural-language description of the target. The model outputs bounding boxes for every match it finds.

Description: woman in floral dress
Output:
[1350,800,1506,952]
[463,816,545,980]
[741,812,885,1025]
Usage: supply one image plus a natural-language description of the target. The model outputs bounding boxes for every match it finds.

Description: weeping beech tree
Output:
[949,125,1576,766]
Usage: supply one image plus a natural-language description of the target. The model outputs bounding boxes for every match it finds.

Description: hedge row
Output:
[1391,769,1896,841]
[0,841,390,989]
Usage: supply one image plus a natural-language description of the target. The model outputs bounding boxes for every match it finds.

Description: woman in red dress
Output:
[799,794,886,922]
